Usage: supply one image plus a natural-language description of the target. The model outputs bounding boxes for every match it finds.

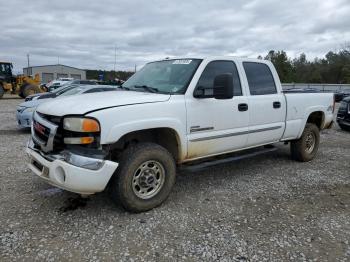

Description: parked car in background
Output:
[46,78,74,91]
[16,85,117,128]
[334,89,350,102]
[25,84,75,101]
[337,96,350,131]
[25,80,97,101]
[283,87,321,93]
[47,80,97,92]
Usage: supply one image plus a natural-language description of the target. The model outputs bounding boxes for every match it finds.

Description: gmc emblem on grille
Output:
[34,122,46,135]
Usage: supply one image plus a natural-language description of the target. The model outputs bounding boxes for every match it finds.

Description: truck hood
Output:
[36,91,171,116]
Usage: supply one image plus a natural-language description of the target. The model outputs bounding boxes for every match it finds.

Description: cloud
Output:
[0,0,349,73]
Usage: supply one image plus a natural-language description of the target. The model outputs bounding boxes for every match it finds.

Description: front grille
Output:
[33,119,51,144]
[37,112,61,126]
[41,113,64,152]
[32,112,63,152]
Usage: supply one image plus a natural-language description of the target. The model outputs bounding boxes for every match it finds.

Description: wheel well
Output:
[306,111,324,129]
[109,128,180,162]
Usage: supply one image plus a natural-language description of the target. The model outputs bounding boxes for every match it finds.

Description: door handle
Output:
[273,101,281,109]
[238,103,248,111]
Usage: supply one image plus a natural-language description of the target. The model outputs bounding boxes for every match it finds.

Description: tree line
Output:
[259,47,350,84]
[86,69,134,82]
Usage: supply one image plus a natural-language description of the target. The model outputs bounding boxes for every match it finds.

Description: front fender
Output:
[106,118,187,159]
[87,98,188,161]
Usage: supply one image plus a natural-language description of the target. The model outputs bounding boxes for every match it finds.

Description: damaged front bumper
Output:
[26,139,119,195]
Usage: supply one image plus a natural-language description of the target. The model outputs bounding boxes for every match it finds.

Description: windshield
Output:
[0,63,12,75]
[58,86,85,97]
[123,59,202,94]
[53,84,79,95]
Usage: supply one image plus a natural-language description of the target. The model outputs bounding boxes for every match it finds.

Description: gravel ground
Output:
[0,97,349,261]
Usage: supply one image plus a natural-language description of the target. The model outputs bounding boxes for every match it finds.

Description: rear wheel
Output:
[110,142,176,213]
[21,84,41,98]
[290,123,320,162]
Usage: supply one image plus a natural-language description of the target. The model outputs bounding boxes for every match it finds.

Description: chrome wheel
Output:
[132,160,165,199]
[305,132,315,154]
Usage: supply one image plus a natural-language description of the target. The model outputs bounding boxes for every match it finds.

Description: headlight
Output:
[17,107,26,113]
[63,117,100,145]
[63,117,100,132]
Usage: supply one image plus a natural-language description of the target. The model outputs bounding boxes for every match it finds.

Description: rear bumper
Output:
[26,141,119,194]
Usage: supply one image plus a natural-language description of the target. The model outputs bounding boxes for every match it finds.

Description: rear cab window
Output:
[243,62,277,95]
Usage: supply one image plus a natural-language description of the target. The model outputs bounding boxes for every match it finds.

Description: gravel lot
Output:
[1,96,349,261]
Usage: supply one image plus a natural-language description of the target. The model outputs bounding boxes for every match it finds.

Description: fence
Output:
[282,83,350,92]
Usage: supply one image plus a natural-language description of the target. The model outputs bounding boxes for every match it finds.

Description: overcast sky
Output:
[1,0,349,73]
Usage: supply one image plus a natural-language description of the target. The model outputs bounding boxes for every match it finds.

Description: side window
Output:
[243,62,277,95]
[195,61,242,96]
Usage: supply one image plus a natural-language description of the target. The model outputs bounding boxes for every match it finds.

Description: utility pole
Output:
[26,54,30,76]
[113,46,117,81]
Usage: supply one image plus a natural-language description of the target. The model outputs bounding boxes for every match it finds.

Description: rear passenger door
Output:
[243,62,286,146]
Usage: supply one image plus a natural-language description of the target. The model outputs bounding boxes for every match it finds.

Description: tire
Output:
[290,123,320,162]
[21,84,41,98]
[0,85,4,98]
[110,142,176,213]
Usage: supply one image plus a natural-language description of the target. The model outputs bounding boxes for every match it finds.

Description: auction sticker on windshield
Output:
[173,59,192,64]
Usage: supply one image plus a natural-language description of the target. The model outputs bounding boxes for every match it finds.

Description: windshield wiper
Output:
[133,85,159,93]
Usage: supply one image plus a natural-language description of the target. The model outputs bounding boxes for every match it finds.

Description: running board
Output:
[179,146,278,173]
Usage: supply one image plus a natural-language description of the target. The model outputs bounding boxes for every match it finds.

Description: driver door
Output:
[185,60,249,160]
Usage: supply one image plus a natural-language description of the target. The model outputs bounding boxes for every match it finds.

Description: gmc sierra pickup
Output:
[26,57,334,212]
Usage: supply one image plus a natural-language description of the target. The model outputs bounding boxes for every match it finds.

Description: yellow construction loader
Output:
[0,62,46,99]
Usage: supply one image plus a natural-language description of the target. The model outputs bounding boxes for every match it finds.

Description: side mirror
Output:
[213,73,233,99]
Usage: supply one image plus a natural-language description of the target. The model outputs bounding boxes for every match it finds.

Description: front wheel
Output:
[290,123,320,162]
[110,143,176,212]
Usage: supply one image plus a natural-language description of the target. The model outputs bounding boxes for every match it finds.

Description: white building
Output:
[23,64,86,83]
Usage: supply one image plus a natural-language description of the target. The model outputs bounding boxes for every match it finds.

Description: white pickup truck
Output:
[26,57,334,212]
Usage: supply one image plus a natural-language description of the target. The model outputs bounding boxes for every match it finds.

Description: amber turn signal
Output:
[82,119,100,132]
